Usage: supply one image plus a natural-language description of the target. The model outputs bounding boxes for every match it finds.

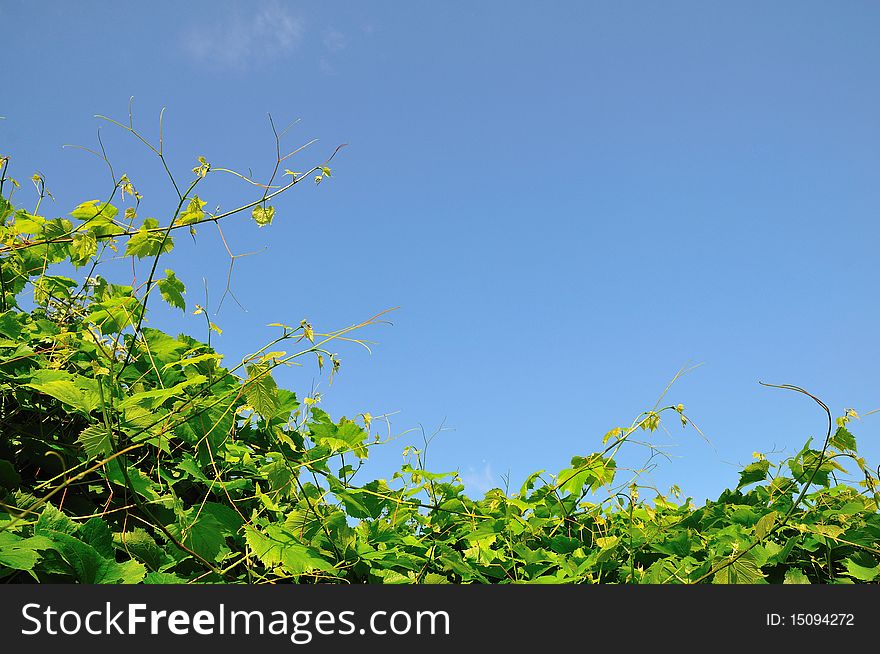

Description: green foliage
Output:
[157,269,186,312]
[252,205,275,227]
[0,120,878,585]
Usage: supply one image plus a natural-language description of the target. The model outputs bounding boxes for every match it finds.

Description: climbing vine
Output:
[0,110,877,584]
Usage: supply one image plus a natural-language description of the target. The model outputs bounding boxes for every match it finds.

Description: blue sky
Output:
[2,1,879,503]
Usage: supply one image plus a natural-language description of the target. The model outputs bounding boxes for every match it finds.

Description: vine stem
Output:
[690,382,833,584]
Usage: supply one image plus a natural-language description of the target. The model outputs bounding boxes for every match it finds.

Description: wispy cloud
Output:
[322,28,346,53]
[182,2,304,71]
[461,461,496,497]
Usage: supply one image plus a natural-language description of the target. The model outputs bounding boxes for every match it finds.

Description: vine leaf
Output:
[158,269,186,312]
[70,232,98,267]
[25,371,98,415]
[245,524,333,575]
[177,196,206,226]
[830,426,857,452]
[40,530,145,583]
[0,533,54,572]
[736,460,769,490]
[754,511,777,540]
[125,217,174,258]
[77,425,113,459]
[711,551,765,584]
[252,205,275,227]
[843,558,880,582]
[245,363,279,418]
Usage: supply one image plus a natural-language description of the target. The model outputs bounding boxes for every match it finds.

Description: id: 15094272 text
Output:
[766,613,854,627]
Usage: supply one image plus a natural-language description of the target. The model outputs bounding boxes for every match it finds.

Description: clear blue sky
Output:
[2,1,879,503]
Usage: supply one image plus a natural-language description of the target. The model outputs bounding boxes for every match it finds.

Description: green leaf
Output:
[42,530,146,583]
[70,232,98,267]
[0,545,39,571]
[71,200,119,223]
[245,524,333,575]
[200,502,245,534]
[174,514,226,562]
[252,205,275,227]
[650,531,692,557]
[14,211,46,234]
[177,196,206,226]
[77,425,113,459]
[245,363,279,418]
[309,417,369,459]
[32,275,78,305]
[24,370,97,414]
[158,269,186,311]
[78,518,114,558]
[87,295,143,334]
[104,459,160,501]
[0,533,54,572]
[144,571,188,584]
[843,558,880,581]
[783,569,811,584]
[163,351,223,371]
[711,551,766,584]
[755,511,777,540]
[557,454,615,496]
[602,427,623,445]
[0,311,23,339]
[35,505,78,536]
[119,375,207,410]
[830,427,857,452]
[736,460,770,490]
[125,218,174,258]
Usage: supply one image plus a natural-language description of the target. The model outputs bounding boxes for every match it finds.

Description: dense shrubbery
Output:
[0,114,878,584]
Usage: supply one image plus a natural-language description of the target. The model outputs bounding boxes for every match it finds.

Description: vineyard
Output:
[0,115,878,585]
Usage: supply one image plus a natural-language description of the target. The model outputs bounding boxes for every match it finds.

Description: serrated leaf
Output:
[24,371,97,414]
[71,200,118,223]
[736,460,770,490]
[252,205,275,227]
[114,529,170,572]
[755,511,777,540]
[830,426,857,452]
[35,505,78,535]
[784,569,811,584]
[125,218,173,258]
[77,425,113,459]
[33,275,78,305]
[144,571,188,584]
[13,211,45,234]
[0,545,39,571]
[118,375,206,410]
[70,232,98,267]
[245,363,279,418]
[177,196,206,226]
[602,427,622,444]
[78,517,114,558]
[843,558,880,581]
[174,514,226,562]
[309,417,369,459]
[0,533,54,572]
[42,530,146,583]
[712,551,766,584]
[244,524,333,575]
[162,352,223,371]
[158,269,186,312]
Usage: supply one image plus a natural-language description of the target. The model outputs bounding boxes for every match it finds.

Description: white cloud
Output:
[322,28,346,53]
[182,2,304,71]
[461,461,496,497]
